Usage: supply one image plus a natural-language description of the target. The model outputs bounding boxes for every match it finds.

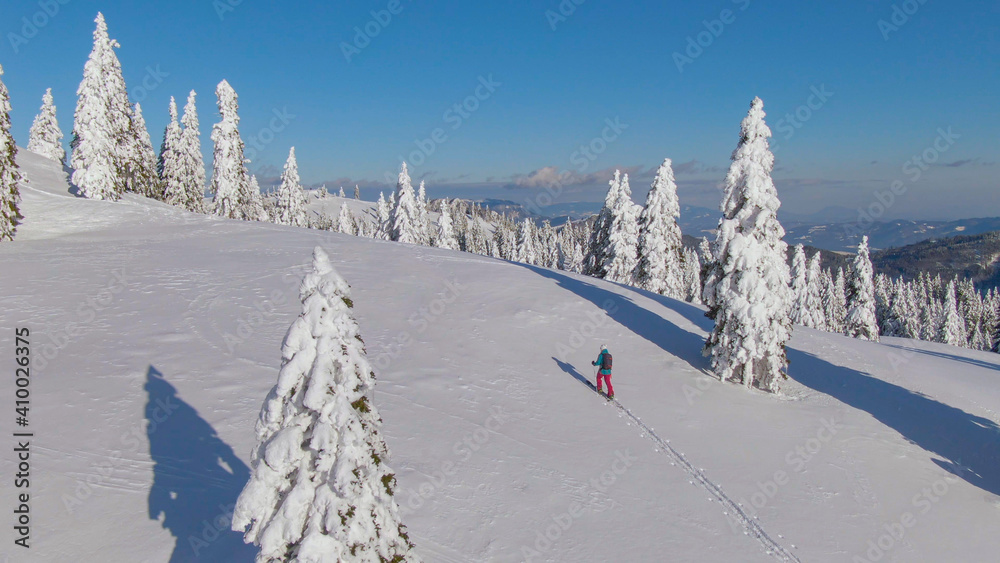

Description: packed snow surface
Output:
[0,151,997,562]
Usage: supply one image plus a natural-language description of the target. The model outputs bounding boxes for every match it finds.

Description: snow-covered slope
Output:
[1,150,997,562]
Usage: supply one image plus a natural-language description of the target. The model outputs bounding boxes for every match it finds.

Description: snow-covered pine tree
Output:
[211,80,257,220]
[583,171,621,278]
[990,292,1000,353]
[601,173,640,284]
[682,248,703,304]
[0,64,24,242]
[975,289,997,351]
[634,158,685,297]
[125,103,162,198]
[179,90,207,212]
[338,186,346,198]
[71,13,133,201]
[820,270,839,333]
[702,97,792,392]
[453,203,469,252]
[466,214,488,256]
[874,273,896,337]
[516,218,537,265]
[938,280,967,347]
[416,181,430,246]
[435,198,458,250]
[918,281,939,342]
[274,147,308,227]
[556,226,572,271]
[159,97,186,206]
[801,252,826,330]
[969,319,989,351]
[844,236,879,342]
[833,268,849,332]
[493,218,516,261]
[889,280,919,339]
[789,245,809,325]
[247,174,269,222]
[486,232,500,259]
[27,88,65,164]
[354,185,360,200]
[375,192,391,240]
[337,202,356,235]
[232,247,418,562]
[538,221,558,268]
[955,278,982,347]
[391,163,421,244]
[695,236,712,292]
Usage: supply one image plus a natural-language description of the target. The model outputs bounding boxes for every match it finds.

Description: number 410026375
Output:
[15,328,30,423]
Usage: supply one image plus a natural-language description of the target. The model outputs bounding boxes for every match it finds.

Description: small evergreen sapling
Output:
[28,88,65,164]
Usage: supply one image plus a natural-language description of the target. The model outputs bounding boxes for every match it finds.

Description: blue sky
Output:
[2,0,997,220]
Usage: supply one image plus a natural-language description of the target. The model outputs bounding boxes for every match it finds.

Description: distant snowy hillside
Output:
[1,150,998,562]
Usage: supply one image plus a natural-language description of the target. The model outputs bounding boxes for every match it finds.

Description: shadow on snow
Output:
[145,366,257,562]
[882,342,1000,372]
[553,356,598,392]
[518,264,711,374]
[521,264,1000,499]
[786,349,1000,498]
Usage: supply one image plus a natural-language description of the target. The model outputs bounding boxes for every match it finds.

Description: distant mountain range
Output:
[873,231,1000,291]
[456,198,1000,290]
[677,204,1000,253]
[473,200,1000,255]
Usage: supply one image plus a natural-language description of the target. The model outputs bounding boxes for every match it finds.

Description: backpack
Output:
[600,352,612,371]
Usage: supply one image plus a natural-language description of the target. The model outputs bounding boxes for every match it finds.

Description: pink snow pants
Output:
[597,373,614,396]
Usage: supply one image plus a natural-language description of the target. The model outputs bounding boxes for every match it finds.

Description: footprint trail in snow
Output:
[604,395,801,562]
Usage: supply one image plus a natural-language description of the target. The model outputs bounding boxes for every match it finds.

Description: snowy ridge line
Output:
[607,398,801,562]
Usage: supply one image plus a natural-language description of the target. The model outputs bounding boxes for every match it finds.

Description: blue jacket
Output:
[593,349,611,375]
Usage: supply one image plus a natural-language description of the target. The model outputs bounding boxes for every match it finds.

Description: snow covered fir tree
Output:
[390,163,423,245]
[71,13,133,201]
[211,80,258,220]
[274,147,308,227]
[0,63,23,242]
[435,199,458,250]
[633,158,684,298]
[124,103,162,198]
[178,90,207,212]
[232,247,418,562]
[845,236,879,342]
[702,97,792,392]
[584,170,640,282]
[159,97,185,206]
[599,172,640,283]
[27,88,65,164]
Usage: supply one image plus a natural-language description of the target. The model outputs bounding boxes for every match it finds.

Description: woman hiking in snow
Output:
[592,344,614,399]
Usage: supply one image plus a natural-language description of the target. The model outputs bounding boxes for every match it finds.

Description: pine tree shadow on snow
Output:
[145,366,258,562]
[519,264,711,374]
[619,282,715,333]
[786,350,1000,498]
[882,342,1000,372]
